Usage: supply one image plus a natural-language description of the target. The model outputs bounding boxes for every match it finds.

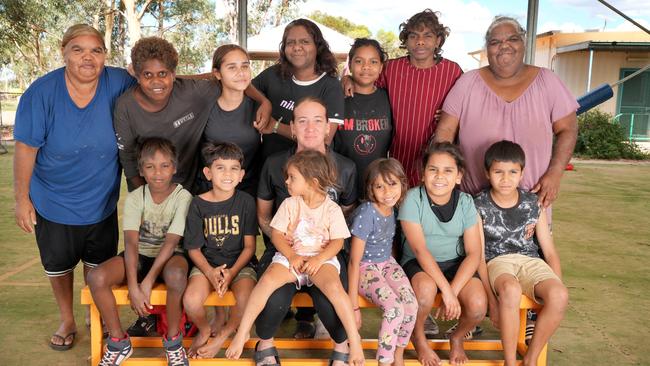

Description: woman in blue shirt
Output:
[13,24,136,351]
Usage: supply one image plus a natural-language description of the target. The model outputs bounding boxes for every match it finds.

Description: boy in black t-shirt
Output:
[182,142,258,358]
[475,140,568,366]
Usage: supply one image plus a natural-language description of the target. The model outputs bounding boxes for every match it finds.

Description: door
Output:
[617,68,650,140]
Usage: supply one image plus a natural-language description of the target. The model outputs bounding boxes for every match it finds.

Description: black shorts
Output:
[403,257,478,282]
[35,210,118,277]
[118,251,189,283]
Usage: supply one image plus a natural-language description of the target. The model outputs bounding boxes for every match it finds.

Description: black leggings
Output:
[254,248,349,343]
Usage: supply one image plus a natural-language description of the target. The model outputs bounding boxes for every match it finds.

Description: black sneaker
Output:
[163,333,189,366]
[99,336,133,366]
[127,314,157,337]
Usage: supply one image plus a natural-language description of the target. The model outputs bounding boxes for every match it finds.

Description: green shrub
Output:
[575,109,649,160]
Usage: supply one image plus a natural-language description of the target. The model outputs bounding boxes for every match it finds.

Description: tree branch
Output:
[137,0,154,21]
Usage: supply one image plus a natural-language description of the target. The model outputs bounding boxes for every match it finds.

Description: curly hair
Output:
[277,19,338,80]
[347,38,388,68]
[398,9,450,61]
[131,37,178,75]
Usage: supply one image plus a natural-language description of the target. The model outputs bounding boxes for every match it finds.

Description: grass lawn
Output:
[0,146,648,365]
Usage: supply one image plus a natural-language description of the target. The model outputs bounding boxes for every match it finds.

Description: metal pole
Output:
[586,49,594,92]
[237,0,247,49]
[525,0,539,65]
[597,0,650,35]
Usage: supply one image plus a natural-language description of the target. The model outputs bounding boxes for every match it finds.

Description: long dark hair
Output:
[277,19,338,80]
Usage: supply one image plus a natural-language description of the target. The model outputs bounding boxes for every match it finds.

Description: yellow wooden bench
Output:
[81,284,545,365]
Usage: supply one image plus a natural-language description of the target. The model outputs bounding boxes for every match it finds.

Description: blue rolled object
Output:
[577,83,614,115]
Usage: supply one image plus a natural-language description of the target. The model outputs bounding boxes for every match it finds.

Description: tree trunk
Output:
[122,0,141,61]
[157,0,164,37]
[224,0,237,43]
[275,0,289,26]
[104,0,115,57]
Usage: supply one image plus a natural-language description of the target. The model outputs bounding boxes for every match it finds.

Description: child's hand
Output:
[139,279,153,305]
[288,254,306,273]
[208,265,225,291]
[128,285,152,317]
[436,290,461,321]
[217,267,232,297]
[301,256,325,276]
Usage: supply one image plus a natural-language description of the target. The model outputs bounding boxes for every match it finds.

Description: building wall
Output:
[552,51,650,115]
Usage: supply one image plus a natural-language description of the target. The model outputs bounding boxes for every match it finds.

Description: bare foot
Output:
[187,329,211,358]
[196,329,230,359]
[348,336,365,366]
[449,333,468,365]
[413,336,441,366]
[393,346,406,366]
[224,331,249,359]
[522,354,539,366]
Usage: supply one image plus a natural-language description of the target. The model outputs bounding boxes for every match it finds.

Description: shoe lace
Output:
[99,348,120,366]
[166,346,188,366]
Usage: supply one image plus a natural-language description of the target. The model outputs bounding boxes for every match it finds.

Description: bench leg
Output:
[515,307,548,366]
[90,303,102,366]
[536,343,548,366]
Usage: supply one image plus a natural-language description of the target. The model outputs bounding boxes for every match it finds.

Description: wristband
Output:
[272,119,281,134]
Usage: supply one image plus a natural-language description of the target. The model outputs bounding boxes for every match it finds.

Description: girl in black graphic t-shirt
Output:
[334,39,393,197]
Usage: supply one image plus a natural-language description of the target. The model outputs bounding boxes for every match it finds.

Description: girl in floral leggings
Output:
[348,158,418,366]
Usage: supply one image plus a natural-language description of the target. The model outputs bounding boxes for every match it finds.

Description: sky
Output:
[287,0,650,70]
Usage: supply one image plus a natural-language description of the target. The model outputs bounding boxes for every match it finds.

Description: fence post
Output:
[629,114,635,142]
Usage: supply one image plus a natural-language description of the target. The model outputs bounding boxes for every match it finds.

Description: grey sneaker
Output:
[163,333,189,366]
[424,314,439,338]
[99,336,133,366]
